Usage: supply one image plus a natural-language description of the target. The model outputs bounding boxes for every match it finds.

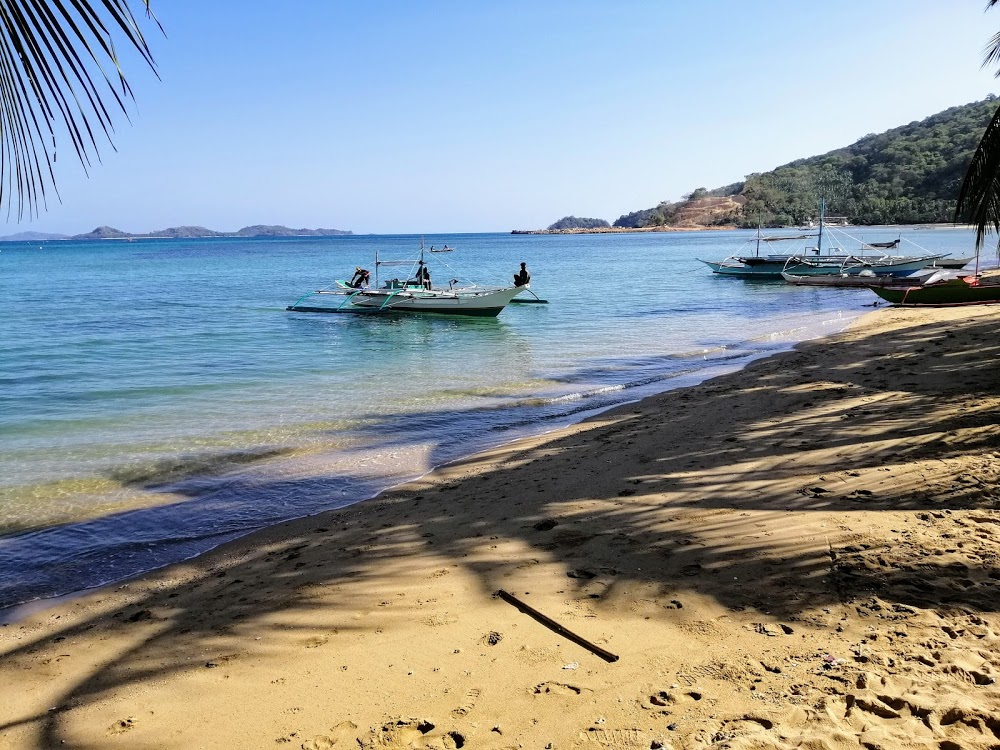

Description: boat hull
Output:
[288,285,524,317]
[697,259,785,277]
[700,255,945,278]
[870,279,1000,306]
[781,272,900,288]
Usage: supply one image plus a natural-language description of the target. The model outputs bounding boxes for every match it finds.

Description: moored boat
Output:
[286,242,526,317]
[870,272,1000,306]
[698,199,947,278]
[782,253,946,277]
[781,267,972,288]
[703,252,948,279]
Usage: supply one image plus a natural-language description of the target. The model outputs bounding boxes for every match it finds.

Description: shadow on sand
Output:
[3,311,1000,747]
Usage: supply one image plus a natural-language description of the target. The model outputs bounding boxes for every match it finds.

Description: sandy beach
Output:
[3,305,1000,750]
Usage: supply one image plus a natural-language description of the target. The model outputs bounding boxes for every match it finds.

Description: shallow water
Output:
[0,228,978,608]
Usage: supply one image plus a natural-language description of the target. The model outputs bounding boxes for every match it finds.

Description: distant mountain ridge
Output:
[0,231,69,241]
[0,224,352,241]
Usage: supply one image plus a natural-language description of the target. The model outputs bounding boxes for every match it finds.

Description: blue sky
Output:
[16,1,1000,234]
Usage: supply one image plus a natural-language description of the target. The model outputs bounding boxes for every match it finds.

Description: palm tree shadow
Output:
[4,312,1000,747]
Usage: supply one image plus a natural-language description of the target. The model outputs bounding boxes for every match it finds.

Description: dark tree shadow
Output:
[3,311,1000,747]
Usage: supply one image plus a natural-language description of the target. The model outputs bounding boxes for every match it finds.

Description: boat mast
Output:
[817,197,825,256]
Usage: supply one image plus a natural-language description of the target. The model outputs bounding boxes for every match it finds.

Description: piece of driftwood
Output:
[495,589,619,663]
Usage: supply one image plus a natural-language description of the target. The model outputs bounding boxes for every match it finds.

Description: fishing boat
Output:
[702,251,947,279]
[698,200,946,278]
[869,271,1000,306]
[782,267,972,288]
[286,242,526,317]
[782,253,946,277]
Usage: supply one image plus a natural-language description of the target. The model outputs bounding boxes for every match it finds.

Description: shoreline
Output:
[0,312,859,616]
[3,305,1000,749]
[511,225,736,234]
[512,222,977,235]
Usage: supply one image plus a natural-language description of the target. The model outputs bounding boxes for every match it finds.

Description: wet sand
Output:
[3,305,1000,750]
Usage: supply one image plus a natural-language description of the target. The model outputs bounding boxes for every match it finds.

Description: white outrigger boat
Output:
[697,199,951,279]
[287,243,529,317]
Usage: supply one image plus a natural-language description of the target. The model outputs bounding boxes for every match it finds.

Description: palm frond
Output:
[0,1,156,220]
[956,102,1000,249]
[985,31,1000,76]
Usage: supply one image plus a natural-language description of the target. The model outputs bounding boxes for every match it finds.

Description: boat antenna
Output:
[756,215,762,257]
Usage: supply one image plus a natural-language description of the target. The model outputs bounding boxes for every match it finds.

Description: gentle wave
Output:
[0,229,969,610]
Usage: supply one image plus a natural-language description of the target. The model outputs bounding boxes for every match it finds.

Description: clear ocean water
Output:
[0,228,979,609]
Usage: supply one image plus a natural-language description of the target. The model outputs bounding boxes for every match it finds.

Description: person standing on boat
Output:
[417,262,431,289]
[349,267,370,288]
[513,262,530,287]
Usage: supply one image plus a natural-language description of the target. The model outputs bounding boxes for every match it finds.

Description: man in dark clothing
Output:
[417,262,431,289]
[513,262,530,287]
[349,267,370,288]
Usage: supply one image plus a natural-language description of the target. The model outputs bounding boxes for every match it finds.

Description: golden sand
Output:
[3,305,1000,749]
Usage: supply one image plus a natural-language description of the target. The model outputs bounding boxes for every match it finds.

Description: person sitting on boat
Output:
[348,267,370,288]
[513,262,530,287]
[417,262,431,289]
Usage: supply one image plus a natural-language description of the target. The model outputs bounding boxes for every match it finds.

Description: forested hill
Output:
[614,96,998,228]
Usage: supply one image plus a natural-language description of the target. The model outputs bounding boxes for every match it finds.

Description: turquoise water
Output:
[0,228,978,608]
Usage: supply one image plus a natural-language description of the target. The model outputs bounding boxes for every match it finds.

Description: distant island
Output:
[0,224,352,241]
[512,224,719,235]
[546,216,610,231]
[0,231,70,241]
[516,95,998,233]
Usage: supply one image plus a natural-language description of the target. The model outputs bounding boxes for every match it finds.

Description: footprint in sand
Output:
[534,681,587,696]
[108,717,135,735]
[932,649,996,686]
[301,721,359,749]
[576,727,649,747]
[451,687,482,718]
[359,719,465,750]
[359,718,435,749]
[302,737,335,750]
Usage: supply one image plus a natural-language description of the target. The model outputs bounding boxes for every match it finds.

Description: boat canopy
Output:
[761,234,817,242]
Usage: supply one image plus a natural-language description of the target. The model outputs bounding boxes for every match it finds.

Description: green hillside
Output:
[614,96,998,228]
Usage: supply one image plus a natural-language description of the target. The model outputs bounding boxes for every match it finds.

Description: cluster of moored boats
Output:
[698,201,999,306]
[287,203,1000,318]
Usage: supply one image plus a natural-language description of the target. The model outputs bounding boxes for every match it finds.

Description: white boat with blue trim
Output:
[287,242,527,317]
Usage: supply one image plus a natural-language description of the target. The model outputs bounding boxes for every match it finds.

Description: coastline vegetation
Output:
[546,216,611,230]
[613,97,998,229]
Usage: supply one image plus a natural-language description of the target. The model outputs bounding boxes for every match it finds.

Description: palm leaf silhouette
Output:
[957,0,1000,247]
[0,1,157,220]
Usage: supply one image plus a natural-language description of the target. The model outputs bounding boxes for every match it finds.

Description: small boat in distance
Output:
[428,244,453,253]
[287,241,525,317]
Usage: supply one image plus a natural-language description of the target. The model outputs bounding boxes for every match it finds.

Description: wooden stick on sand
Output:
[495,589,620,663]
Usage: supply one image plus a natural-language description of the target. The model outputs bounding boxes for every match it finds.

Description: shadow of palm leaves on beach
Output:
[4,312,1000,747]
